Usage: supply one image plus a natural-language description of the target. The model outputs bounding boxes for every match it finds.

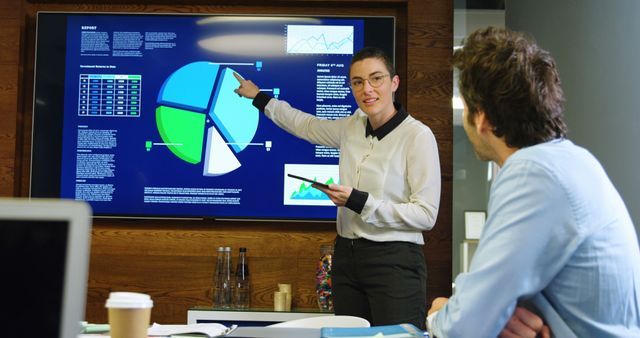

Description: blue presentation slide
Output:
[55,14,368,220]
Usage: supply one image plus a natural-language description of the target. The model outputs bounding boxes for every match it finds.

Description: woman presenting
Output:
[234,47,440,330]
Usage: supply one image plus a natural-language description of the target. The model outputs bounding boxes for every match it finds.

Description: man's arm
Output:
[430,158,581,337]
[428,298,550,338]
[499,307,550,338]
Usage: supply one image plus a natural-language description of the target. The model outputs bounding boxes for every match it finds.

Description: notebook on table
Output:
[321,323,424,338]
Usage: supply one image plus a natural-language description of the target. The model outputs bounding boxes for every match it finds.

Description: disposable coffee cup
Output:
[105,292,153,338]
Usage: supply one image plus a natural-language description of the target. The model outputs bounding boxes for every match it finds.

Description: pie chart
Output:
[155,61,259,176]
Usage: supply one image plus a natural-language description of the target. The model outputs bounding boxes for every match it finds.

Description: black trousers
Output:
[332,235,427,330]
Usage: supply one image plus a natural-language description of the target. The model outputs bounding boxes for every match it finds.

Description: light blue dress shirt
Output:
[432,139,640,338]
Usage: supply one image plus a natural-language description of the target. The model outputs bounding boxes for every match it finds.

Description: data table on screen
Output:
[78,74,141,117]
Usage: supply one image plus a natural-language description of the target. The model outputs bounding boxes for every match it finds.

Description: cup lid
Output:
[105,292,153,308]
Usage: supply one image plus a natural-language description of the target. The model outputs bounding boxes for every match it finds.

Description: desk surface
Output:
[79,326,321,338]
[228,326,319,338]
[190,306,331,313]
[188,307,333,326]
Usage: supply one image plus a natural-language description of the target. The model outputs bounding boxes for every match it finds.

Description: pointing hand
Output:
[233,72,260,99]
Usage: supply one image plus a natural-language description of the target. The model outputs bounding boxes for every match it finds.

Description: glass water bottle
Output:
[234,247,251,309]
[212,246,224,307]
[220,246,233,308]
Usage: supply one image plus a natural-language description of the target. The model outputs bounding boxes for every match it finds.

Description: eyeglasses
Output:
[350,74,390,90]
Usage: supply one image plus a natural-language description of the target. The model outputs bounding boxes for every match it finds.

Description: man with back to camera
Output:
[427,26,640,338]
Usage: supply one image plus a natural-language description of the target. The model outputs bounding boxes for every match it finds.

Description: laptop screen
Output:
[0,199,91,338]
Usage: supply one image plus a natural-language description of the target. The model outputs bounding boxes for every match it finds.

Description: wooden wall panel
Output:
[0,0,20,18]
[407,0,453,301]
[0,20,20,63]
[4,0,453,325]
[0,66,18,136]
[0,0,22,196]
[85,220,336,324]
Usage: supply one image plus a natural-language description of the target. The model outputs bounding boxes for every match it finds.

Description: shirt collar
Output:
[365,102,409,140]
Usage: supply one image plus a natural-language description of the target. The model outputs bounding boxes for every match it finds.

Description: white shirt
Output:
[263,98,440,244]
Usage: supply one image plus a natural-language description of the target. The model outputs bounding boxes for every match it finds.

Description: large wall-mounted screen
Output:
[31,12,395,220]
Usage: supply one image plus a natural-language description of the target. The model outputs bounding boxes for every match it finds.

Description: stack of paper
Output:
[147,323,237,337]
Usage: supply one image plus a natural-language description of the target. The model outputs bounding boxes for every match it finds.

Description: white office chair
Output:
[268,315,370,328]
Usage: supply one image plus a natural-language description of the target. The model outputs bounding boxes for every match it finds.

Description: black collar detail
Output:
[365,102,409,140]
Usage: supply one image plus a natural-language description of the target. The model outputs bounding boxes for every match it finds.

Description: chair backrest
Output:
[268,315,370,328]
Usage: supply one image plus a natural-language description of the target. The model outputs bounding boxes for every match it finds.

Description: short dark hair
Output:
[351,46,396,77]
[453,27,567,148]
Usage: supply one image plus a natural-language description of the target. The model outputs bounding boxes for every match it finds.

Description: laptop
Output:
[0,198,92,337]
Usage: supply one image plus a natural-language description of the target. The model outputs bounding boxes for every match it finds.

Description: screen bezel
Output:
[30,12,396,221]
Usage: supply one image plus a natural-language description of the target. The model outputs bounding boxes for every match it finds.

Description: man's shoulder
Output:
[511,139,592,167]
[504,139,613,206]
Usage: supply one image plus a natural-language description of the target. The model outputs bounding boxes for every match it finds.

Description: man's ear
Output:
[474,111,493,135]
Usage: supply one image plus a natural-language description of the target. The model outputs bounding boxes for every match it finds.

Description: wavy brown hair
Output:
[453,27,567,148]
